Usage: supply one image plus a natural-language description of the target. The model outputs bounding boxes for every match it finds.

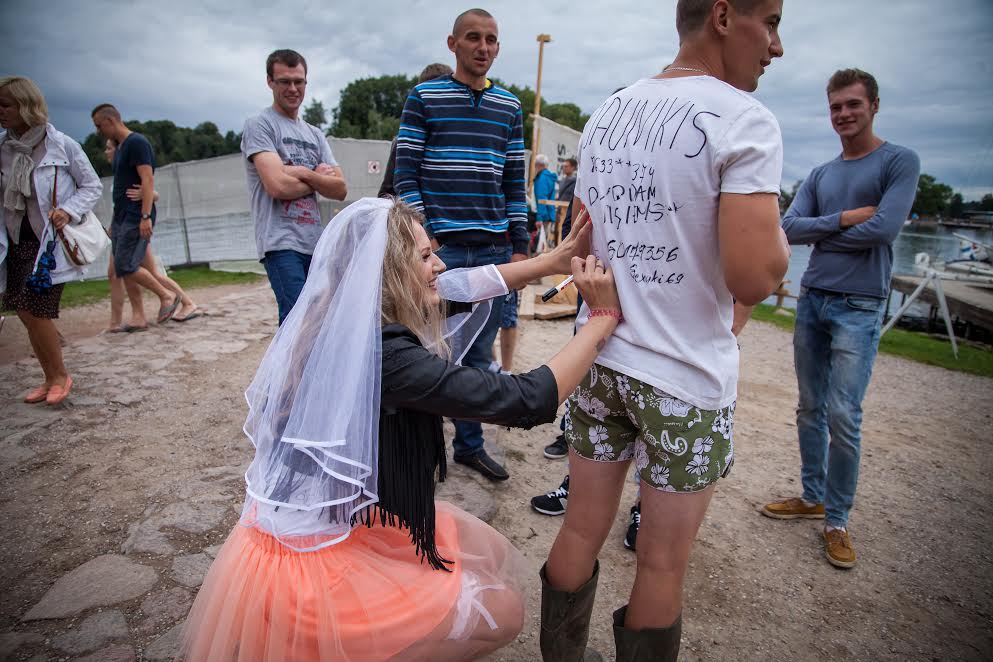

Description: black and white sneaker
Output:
[530,475,570,516]
[623,503,641,551]
[544,434,569,459]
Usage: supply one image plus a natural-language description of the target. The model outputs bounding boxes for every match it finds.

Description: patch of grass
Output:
[751,303,993,378]
[60,266,263,310]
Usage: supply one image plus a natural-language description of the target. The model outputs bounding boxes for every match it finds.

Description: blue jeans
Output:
[262,249,312,325]
[794,288,885,527]
[435,242,509,460]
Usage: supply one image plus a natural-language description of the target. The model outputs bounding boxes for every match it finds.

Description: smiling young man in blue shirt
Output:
[763,68,920,569]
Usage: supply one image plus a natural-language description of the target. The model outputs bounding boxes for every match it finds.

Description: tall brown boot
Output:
[612,605,682,661]
[539,561,603,662]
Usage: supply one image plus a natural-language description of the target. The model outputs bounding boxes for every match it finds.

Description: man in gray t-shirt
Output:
[762,69,920,570]
[242,49,347,324]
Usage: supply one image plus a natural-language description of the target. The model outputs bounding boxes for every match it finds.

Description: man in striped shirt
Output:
[394,8,528,481]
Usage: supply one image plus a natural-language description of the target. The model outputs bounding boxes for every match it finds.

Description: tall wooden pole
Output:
[529,34,552,196]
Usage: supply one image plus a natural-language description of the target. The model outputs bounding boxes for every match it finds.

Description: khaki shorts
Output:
[565,364,735,492]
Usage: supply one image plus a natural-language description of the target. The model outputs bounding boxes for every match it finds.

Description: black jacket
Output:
[371,323,558,569]
[381,324,559,428]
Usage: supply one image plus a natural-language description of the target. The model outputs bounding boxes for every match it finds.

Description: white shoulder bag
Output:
[53,168,111,267]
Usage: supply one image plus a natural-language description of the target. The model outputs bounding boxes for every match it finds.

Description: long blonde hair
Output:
[0,76,49,128]
[381,201,449,358]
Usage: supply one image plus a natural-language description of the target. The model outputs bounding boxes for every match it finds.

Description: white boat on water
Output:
[942,235,993,279]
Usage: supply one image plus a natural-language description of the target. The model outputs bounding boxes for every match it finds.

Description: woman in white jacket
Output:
[0,76,102,405]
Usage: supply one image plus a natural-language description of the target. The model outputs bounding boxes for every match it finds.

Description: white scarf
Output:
[2,124,47,214]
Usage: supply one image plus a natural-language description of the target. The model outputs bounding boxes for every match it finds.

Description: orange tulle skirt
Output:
[179,501,526,661]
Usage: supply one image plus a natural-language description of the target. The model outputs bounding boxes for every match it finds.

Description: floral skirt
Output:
[2,217,64,319]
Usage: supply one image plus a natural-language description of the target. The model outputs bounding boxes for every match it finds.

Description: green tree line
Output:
[313,73,590,148]
[80,73,589,176]
[83,120,242,177]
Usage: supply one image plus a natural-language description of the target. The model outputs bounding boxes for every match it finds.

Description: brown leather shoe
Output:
[823,528,857,568]
[761,497,825,520]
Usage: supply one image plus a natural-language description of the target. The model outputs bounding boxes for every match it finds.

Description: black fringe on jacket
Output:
[356,407,452,571]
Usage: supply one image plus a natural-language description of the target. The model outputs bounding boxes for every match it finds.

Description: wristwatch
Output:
[140,213,152,221]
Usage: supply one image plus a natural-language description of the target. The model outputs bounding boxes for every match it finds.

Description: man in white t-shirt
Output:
[538,2,790,660]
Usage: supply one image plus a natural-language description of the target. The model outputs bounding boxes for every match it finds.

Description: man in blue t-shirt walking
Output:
[394,8,528,481]
[762,69,920,569]
[92,103,180,327]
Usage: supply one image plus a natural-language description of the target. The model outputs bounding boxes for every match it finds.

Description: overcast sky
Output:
[4,0,992,198]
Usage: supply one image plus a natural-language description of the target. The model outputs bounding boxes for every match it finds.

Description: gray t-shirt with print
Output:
[241,106,337,258]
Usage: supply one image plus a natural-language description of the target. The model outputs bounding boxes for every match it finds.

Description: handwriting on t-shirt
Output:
[582,92,719,289]
[582,95,720,159]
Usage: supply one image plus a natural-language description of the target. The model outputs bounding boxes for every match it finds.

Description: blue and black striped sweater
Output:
[394,75,529,254]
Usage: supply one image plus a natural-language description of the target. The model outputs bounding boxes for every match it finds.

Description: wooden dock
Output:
[890,275,993,330]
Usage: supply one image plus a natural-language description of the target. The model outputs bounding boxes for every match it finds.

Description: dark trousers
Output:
[434,242,509,459]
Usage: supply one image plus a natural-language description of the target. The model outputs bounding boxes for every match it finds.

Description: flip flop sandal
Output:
[173,309,204,322]
[122,324,149,333]
[46,376,73,406]
[157,295,182,324]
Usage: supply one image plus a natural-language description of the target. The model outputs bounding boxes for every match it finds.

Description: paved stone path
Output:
[1,284,500,661]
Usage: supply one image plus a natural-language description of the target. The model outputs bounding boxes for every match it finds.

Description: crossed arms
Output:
[251,152,347,201]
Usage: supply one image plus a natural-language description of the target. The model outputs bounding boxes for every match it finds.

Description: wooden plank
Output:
[890,275,993,330]
[518,285,536,320]
[534,302,577,320]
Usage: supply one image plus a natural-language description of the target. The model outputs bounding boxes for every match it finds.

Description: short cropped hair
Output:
[826,68,879,103]
[565,157,578,168]
[453,8,494,36]
[266,49,307,79]
[675,0,765,40]
[90,103,121,120]
[418,63,453,83]
[535,153,550,167]
[0,76,49,128]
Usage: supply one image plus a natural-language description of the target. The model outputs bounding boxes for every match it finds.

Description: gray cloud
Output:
[3,0,991,199]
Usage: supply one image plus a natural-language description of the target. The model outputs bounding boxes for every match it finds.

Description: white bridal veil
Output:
[240,197,508,551]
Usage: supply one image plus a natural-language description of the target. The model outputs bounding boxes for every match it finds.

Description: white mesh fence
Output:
[84,118,584,281]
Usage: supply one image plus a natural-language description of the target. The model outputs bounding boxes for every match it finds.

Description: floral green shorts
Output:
[565,364,735,493]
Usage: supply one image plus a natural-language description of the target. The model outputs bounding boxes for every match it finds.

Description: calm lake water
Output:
[766,224,993,315]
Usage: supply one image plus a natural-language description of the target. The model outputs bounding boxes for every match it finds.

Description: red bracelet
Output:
[588,308,623,322]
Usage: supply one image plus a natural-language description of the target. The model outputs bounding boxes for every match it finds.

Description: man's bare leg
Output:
[626,483,715,629]
[141,249,197,317]
[108,257,126,330]
[546,451,629,591]
[124,277,147,327]
[124,266,174,306]
[499,326,518,373]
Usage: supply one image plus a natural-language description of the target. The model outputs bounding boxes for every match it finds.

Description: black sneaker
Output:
[623,503,640,551]
[454,450,510,481]
[544,434,568,459]
[531,475,569,516]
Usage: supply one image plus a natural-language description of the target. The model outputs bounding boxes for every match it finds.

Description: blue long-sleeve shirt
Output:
[394,75,529,255]
[781,142,920,298]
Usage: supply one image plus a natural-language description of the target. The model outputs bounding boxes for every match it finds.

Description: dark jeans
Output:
[262,249,312,325]
[435,242,508,459]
